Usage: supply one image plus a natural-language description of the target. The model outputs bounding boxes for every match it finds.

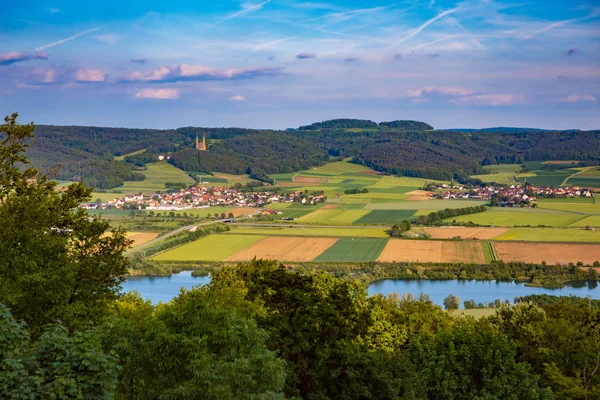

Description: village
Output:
[81,185,327,211]
[428,183,595,206]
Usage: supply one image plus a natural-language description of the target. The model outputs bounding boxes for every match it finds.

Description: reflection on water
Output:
[122,271,210,303]
[367,279,600,308]
[123,272,599,308]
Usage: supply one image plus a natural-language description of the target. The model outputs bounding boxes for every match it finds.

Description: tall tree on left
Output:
[0,113,131,338]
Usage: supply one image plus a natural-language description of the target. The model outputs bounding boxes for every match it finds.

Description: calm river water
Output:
[123,271,600,307]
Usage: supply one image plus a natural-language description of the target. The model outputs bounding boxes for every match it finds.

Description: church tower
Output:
[196,133,207,151]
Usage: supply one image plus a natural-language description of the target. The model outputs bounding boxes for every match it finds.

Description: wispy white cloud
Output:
[134,88,180,100]
[452,94,524,106]
[230,94,246,101]
[309,5,387,23]
[408,86,523,106]
[35,27,101,51]
[408,86,474,97]
[49,8,60,14]
[554,94,597,103]
[206,0,272,29]
[95,34,119,45]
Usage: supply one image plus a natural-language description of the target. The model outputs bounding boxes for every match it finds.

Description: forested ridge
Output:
[23,119,600,188]
[1,114,600,399]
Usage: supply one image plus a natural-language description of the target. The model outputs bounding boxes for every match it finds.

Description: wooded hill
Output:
[28,120,600,188]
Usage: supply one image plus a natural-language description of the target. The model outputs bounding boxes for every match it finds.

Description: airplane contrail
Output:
[207,0,272,30]
[410,35,458,52]
[523,19,570,39]
[35,27,101,51]
[253,36,297,52]
[394,7,461,46]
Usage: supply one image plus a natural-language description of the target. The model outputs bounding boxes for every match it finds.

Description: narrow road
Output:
[230,222,388,229]
[128,212,263,253]
[560,166,592,187]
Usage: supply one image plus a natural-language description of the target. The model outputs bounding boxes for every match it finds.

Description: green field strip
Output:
[152,234,264,261]
[482,242,497,263]
[227,226,389,238]
[355,210,417,224]
[536,202,600,214]
[569,215,600,227]
[450,209,582,227]
[314,238,389,262]
[493,228,600,242]
[298,209,369,224]
[366,200,488,210]
[367,186,419,194]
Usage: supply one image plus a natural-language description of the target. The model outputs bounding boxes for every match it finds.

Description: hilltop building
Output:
[196,134,207,151]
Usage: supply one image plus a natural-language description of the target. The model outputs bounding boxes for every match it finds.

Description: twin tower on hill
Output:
[195,134,207,151]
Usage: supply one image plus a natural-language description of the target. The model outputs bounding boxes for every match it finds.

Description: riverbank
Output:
[127,259,599,289]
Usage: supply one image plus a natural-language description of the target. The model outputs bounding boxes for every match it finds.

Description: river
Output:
[122,272,600,307]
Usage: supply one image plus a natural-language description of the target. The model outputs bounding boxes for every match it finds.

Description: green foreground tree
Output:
[0,304,118,398]
[0,113,130,337]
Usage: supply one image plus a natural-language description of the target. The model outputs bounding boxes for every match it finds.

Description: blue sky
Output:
[1,0,599,129]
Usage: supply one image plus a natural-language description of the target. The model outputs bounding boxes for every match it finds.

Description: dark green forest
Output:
[22,119,600,189]
[1,114,600,399]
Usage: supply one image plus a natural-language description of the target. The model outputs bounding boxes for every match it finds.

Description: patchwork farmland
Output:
[104,159,600,269]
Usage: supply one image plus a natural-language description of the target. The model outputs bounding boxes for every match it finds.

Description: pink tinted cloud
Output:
[75,68,107,82]
[123,64,280,83]
[554,94,597,103]
[134,88,180,100]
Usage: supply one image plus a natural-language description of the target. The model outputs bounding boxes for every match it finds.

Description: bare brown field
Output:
[356,170,381,176]
[495,243,600,265]
[424,227,509,240]
[293,175,328,184]
[405,190,433,201]
[225,236,338,262]
[128,232,159,247]
[229,207,260,217]
[321,203,339,210]
[378,240,485,263]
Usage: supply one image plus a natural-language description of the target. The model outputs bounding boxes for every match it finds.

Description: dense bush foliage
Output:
[415,205,487,225]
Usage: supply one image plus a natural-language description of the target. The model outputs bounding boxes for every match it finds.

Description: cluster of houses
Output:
[81,186,326,211]
[428,183,595,205]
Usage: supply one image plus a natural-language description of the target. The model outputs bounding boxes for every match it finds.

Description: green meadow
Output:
[494,228,600,242]
[450,209,582,227]
[153,234,264,261]
[314,238,388,263]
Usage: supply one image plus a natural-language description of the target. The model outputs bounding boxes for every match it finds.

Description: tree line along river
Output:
[123,271,600,308]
